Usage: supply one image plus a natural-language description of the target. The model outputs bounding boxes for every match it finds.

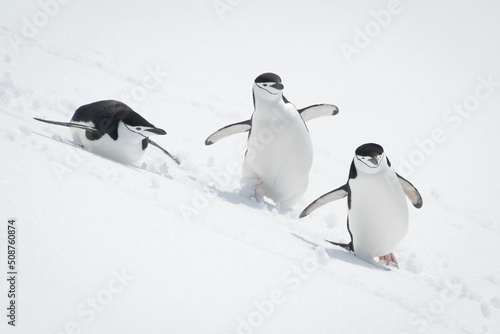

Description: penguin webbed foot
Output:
[378,252,399,269]
[240,178,265,201]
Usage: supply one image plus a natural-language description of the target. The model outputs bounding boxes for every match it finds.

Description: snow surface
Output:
[1,0,500,333]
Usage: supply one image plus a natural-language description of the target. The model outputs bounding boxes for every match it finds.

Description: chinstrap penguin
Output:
[300,143,422,269]
[34,100,179,164]
[205,72,339,208]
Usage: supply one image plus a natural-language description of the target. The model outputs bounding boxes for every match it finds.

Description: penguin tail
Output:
[326,240,353,252]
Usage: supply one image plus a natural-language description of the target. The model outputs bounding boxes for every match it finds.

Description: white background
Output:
[1,0,499,333]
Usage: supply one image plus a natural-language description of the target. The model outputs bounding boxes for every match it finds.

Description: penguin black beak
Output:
[368,157,379,165]
[146,128,167,135]
[270,83,284,90]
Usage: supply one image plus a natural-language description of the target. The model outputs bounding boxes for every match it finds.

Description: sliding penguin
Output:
[300,143,422,269]
[34,100,179,164]
[205,73,339,208]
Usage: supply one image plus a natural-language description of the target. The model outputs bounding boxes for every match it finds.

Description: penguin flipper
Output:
[205,120,251,145]
[148,139,181,165]
[298,104,339,122]
[33,118,100,133]
[299,184,349,218]
[397,174,423,208]
[326,240,353,251]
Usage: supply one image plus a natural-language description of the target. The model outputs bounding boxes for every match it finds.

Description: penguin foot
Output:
[378,253,399,269]
[240,178,264,201]
[254,184,265,200]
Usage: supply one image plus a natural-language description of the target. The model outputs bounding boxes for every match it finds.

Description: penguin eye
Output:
[136,127,141,131]
[263,83,268,87]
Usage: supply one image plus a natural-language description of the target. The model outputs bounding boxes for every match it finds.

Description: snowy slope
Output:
[1,0,500,333]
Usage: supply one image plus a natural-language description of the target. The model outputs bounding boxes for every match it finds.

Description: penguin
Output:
[34,100,179,164]
[299,143,423,269]
[205,72,339,208]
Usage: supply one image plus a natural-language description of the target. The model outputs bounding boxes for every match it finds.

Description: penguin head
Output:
[118,121,166,143]
[353,143,386,174]
[253,72,284,102]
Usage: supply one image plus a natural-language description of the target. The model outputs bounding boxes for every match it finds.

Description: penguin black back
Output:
[71,100,155,141]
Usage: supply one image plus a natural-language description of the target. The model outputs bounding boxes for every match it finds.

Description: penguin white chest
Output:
[349,172,409,257]
[245,102,313,205]
[71,122,146,164]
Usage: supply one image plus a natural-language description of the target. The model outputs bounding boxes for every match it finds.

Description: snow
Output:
[1,0,500,333]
